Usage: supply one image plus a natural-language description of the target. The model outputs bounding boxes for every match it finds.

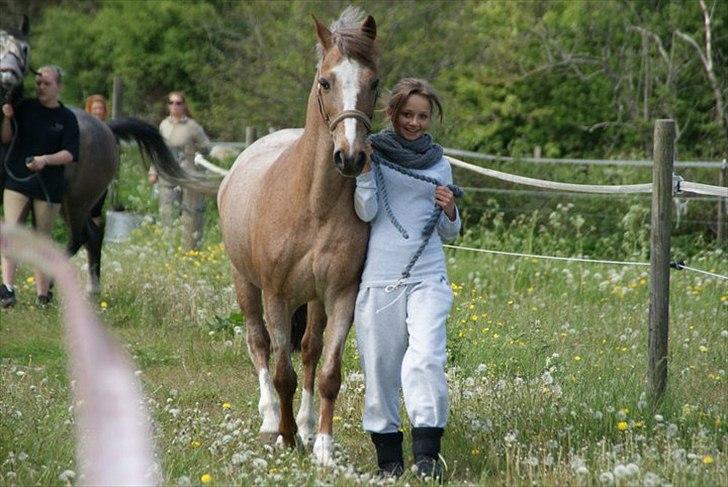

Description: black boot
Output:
[412,427,444,480]
[371,431,404,477]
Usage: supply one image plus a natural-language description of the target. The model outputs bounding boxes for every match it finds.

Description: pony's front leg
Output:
[313,286,357,466]
[233,272,279,442]
[297,300,325,449]
[263,293,299,448]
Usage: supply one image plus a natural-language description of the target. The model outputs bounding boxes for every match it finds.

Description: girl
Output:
[354,78,461,478]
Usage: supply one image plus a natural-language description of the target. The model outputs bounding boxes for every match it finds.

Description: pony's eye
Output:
[318,78,331,90]
[371,79,379,91]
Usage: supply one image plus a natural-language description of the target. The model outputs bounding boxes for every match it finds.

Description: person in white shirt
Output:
[354,78,461,479]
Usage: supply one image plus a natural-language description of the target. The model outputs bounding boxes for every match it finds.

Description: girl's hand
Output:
[435,186,456,220]
[2,104,14,118]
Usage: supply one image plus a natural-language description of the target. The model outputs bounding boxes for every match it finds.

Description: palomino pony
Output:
[1,16,192,293]
[218,8,378,464]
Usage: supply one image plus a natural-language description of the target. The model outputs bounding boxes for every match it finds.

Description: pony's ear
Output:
[361,15,376,41]
[20,15,30,36]
[312,15,332,51]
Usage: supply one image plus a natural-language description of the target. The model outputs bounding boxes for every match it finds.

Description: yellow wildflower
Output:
[26,276,34,284]
[703,455,714,465]
[201,473,213,484]
[222,402,232,409]
[574,356,582,362]
[99,301,108,309]
[617,421,629,431]
[190,440,201,448]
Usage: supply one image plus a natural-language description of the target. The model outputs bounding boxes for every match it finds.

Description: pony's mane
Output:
[317,6,378,69]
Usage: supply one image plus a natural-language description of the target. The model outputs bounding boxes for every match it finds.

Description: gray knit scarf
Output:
[368,129,463,289]
[369,129,443,170]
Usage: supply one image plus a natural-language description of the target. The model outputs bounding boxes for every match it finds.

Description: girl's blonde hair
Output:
[385,78,443,124]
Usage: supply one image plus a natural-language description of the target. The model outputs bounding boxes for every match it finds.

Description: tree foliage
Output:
[3,0,725,159]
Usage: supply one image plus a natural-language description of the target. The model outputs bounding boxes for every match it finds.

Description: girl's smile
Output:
[393,93,431,141]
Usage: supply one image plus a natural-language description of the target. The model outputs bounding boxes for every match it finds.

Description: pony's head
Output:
[314,7,379,177]
[0,15,30,102]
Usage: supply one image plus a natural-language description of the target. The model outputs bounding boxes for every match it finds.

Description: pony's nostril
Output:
[333,150,344,167]
[355,151,366,168]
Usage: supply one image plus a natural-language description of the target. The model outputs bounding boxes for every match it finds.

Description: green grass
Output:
[1,209,726,485]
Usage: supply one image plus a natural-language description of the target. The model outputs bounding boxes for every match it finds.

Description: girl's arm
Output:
[436,162,461,242]
[354,169,378,222]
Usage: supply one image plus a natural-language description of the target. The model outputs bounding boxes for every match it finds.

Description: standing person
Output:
[1,65,80,307]
[147,91,211,250]
[354,78,461,478]
[84,94,109,230]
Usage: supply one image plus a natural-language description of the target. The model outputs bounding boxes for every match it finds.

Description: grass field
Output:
[1,212,726,485]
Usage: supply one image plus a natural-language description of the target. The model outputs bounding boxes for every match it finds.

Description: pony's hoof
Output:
[312,433,334,466]
[258,431,279,445]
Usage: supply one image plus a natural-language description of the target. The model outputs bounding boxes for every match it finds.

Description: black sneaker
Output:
[37,291,53,308]
[1,284,16,308]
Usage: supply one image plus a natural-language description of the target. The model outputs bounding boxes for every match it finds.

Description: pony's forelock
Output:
[316,6,378,70]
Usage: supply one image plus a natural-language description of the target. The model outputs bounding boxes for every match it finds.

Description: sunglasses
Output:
[168,100,184,105]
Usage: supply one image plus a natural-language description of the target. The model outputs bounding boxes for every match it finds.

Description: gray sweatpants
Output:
[354,276,453,434]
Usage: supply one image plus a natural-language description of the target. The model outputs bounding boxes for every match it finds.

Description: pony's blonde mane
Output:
[316,6,378,69]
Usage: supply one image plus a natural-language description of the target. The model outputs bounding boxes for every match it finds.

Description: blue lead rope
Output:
[371,153,463,291]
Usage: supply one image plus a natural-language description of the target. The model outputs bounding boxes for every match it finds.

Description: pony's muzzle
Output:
[333,149,367,177]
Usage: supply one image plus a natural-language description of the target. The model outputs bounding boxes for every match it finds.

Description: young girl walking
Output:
[354,78,461,478]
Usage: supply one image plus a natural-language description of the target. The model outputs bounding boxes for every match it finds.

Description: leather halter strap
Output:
[316,86,373,134]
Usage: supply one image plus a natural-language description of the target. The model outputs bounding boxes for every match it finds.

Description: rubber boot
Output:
[371,431,404,477]
[412,426,444,480]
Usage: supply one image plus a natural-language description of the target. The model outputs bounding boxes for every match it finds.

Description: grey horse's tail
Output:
[107,118,221,196]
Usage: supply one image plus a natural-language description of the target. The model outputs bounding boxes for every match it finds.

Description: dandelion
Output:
[598,471,615,485]
[222,402,232,409]
[699,345,708,353]
[99,301,108,309]
[26,276,34,284]
[200,473,213,484]
[190,440,201,448]
[58,470,76,482]
[617,421,629,431]
[573,356,581,362]
[613,464,628,479]
[703,455,715,465]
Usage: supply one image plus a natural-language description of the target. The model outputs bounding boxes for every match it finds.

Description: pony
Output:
[1,16,186,293]
[217,8,378,464]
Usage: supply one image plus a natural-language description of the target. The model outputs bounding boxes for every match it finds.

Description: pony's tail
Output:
[291,304,307,352]
[107,117,221,196]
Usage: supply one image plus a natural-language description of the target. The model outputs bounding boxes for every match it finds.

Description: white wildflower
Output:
[598,471,614,484]
[59,470,76,482]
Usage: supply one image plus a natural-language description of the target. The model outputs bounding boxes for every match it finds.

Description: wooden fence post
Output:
[245,126,258,147]
[648,119,675,401]
[718,159,727,244]
[109,75,124,210]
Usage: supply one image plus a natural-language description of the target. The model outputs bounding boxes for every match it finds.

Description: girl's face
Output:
[91,101,106,120]
[392,93,431,141]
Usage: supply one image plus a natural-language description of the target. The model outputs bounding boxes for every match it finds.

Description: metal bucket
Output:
[104,211,146,243]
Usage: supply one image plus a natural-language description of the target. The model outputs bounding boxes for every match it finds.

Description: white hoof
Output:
[312,434,334,466]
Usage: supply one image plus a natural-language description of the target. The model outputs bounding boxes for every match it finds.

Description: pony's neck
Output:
[296,79,352,217]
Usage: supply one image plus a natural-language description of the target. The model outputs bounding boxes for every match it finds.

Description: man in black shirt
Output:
[1,65,80,307]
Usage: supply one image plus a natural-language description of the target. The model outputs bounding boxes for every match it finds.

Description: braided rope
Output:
[371,153,463,288]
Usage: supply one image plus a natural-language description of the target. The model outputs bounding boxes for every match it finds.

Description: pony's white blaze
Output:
[258,369,280,433]
[332,58,363,153]
[296,389,317,445]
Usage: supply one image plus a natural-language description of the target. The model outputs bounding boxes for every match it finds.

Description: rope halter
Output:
[316,85,373,134]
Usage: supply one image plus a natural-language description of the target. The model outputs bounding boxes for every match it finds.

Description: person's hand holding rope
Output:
[435,185,456,220]
[2,103,13,118]
[25,155,49,172]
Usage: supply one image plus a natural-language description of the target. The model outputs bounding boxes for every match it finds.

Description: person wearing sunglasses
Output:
[148,91,211,250]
